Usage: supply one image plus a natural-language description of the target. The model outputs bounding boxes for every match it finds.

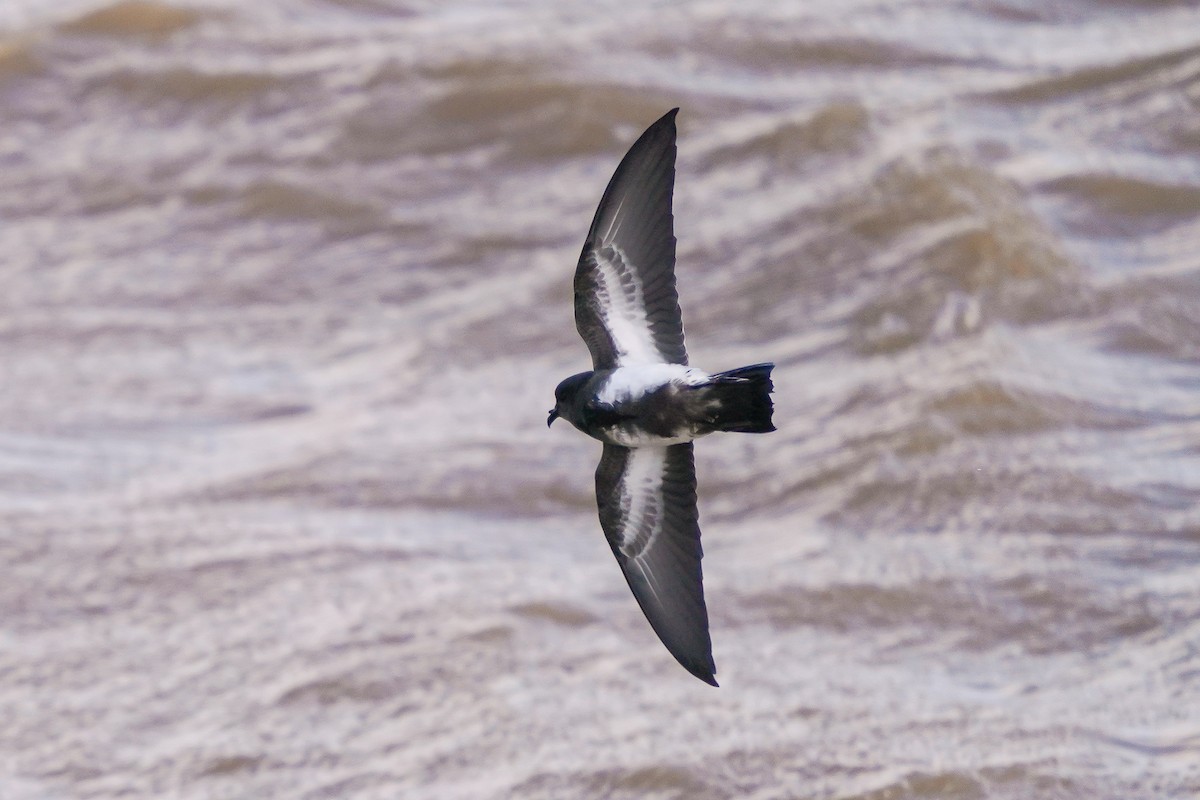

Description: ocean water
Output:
[1,1,1198,797]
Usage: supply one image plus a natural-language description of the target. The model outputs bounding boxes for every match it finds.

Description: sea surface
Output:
[1,1,1199,798]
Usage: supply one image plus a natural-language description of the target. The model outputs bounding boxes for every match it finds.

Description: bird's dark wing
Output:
[574,108,688,370]
[594,442,715,685]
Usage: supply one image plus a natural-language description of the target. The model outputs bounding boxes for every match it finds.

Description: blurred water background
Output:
[1,1,1199,797]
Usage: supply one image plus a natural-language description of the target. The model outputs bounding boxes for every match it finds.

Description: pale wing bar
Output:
[594,443,715,685]
[577,245,659,366]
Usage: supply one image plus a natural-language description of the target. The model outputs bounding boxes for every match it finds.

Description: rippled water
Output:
[2,1,1199,797]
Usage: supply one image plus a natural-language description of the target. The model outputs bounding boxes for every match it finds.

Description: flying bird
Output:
[547,108,776,686]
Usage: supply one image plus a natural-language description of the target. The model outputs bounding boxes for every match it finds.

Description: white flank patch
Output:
[606,427,696,448]
[597,363,708,405]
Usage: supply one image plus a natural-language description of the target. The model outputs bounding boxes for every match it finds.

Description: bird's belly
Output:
[583,369,718,447]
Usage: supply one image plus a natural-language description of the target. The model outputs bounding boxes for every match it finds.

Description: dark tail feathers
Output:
[704,363,775,434]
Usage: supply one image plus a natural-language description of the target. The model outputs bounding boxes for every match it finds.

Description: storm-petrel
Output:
[547,108,775,686]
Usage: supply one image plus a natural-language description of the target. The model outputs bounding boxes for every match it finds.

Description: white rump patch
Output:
[598,363,708,405]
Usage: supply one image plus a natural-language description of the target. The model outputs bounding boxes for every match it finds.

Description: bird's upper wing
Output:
[594,442,715,685]
[574,109,688,370]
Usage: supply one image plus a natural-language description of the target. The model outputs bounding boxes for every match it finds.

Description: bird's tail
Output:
[702,363,775,434]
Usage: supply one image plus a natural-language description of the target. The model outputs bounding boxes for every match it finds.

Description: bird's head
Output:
[548,371,592,428]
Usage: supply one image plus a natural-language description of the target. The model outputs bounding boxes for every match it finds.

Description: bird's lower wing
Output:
[594,442,715,685]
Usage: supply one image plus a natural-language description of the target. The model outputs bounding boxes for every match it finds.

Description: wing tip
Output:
[654,107,680,134]
[691,665,719,687]
[672,642,715,686]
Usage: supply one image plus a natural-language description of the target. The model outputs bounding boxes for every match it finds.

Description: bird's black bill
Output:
[547,409,558,427]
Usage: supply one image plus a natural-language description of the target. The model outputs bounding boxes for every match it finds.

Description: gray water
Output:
[1,1,1199,797]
